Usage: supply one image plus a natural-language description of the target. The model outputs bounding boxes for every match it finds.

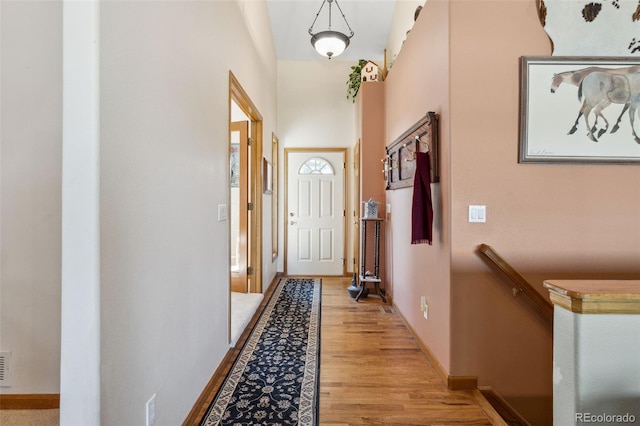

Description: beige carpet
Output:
[231,291,264,346]
[0,409,59,426]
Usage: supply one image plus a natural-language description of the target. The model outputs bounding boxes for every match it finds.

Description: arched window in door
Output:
[298,157,334,175]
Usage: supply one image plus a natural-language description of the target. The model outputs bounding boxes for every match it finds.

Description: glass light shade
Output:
[310,31,350,59]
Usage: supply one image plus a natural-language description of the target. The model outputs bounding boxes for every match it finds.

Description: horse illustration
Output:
[576,71,640,143]
[550,65,640,138]
[551,66,640,91]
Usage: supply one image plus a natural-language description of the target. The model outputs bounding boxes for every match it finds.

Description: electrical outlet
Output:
[146,394,156,426]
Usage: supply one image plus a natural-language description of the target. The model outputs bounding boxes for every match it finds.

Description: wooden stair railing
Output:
[478,244,553,322]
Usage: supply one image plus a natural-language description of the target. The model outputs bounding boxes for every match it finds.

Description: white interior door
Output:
[287,151,345,276]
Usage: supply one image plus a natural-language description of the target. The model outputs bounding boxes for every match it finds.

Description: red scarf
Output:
[411,152,433,245]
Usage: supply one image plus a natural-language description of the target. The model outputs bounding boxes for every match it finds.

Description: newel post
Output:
[544,280,640,425]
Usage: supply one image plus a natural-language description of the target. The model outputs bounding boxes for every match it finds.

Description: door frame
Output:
[353,140,361,276]
[230,120,249,293]
[229,71,263,295]
[284,147,348,277]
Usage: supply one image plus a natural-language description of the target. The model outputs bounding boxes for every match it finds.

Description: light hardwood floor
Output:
[319,277,496,425]
[186,276,501,425]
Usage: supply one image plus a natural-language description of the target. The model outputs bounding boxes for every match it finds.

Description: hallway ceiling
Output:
[266,0,396,62]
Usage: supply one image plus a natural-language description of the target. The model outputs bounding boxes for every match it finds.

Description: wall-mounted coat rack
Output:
[383,112,439,190]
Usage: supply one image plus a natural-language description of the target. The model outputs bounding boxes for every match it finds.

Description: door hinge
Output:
[248,137,254,146]
[248,202,254,211]
[343,210,346,217]
[247,266,253,275]
[342,258,346,265]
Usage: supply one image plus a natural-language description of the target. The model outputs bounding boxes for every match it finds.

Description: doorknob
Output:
[290,220,297,225]
[289,212,294,217]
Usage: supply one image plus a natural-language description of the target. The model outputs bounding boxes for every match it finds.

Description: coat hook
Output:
[402,133,430,162]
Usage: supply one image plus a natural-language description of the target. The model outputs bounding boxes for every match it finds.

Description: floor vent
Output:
[0,351,11,387]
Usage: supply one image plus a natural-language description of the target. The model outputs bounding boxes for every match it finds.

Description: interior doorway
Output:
[230,119,249,293]
[353,140,360,276]
[229,72,263,344]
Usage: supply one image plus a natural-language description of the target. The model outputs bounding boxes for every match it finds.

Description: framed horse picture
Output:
[519,56,640,164]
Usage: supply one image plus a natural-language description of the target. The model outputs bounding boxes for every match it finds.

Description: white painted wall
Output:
[276,60,356,273]
[2,0,277,424]
[0,0,62,394]
[278,60,355,151]
[386,0,425,71]
[99,1,277,424]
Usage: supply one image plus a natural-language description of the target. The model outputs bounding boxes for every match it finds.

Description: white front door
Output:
[286,150,345,276]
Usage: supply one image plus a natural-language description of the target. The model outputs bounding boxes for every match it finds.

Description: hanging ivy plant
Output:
[347,59,367,103]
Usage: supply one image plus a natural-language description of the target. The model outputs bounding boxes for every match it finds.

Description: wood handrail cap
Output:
[543,280,640,314]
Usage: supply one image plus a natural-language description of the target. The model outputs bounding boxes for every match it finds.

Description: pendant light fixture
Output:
[308,0,354,59]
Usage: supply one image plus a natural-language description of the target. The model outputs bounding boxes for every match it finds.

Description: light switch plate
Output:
[217,204,228,221]
[146,394,156,426]
[468,205,486,223]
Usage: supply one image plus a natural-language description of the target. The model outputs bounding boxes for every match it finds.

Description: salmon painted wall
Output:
[357,82,387,287]
[449,1,640,424]
[384,0,451,372]
[384,0,640,424]
[448,3,553,423]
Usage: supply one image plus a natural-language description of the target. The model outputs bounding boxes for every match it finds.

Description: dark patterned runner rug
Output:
[200,278,321,426]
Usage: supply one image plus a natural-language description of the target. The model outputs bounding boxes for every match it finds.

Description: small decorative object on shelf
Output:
[414,5,422,21]
[363,198,379,219]
[360,60,380,82]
